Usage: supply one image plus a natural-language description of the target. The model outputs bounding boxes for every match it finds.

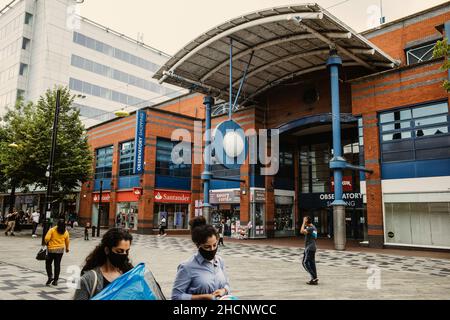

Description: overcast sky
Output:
[1,0,448,55]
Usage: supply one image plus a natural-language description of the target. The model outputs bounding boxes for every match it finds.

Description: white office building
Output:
[0,0,183,128]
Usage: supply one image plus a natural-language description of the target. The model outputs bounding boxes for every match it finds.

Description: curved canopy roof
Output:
[154,3,399,106]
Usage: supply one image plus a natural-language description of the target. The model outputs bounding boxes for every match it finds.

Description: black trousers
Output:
[32,222,38,235]
[159,226,166,235]
[46,253,63,281]
[302,249,317,280]
[219,237,224,246]
[84,232,89,240]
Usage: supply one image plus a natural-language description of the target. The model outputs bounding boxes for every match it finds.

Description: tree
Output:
[0,87,93,200]
[433,37,450,92]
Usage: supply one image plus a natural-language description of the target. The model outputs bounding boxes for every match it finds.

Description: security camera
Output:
[289,15,303,25]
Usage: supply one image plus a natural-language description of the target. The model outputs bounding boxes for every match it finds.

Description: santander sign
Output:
[154,190,191,204]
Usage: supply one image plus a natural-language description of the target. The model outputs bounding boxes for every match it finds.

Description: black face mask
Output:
[108,251,128,268]
[199,247,218,261]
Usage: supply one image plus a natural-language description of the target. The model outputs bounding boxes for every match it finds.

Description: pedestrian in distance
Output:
[158,216,167,237]
[4,210,18,236]
[44,219,70,286]
[172,216,231,300]
[31,209,40,238]
[85,222,91,241]
[301,216,319,285]
[218,220,225,247]
[74,228,134,300]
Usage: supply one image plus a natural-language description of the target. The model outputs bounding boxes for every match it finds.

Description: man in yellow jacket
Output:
[44,219,70,286]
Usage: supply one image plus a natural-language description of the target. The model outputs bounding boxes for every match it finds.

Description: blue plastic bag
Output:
[92,263,165,300]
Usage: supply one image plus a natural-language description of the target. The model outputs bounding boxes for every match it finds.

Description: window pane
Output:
[412,104,448,118]
[383,131,412,141]
[380,110,412,123]
[382,121,411,132]
[415,127,448,138]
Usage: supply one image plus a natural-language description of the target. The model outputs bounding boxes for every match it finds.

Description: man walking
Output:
[31,209,40,238]
[4,210,18,236]
[301,216,319,285]
[158,216,167,237]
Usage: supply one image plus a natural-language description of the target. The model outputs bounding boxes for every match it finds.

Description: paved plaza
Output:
[0,228,449,300]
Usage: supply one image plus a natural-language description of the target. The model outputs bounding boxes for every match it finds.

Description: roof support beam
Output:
[292,21,376,70]
[243,62,360,104]
[159,12,324,84]
[200,32,353,83]
[231,49,330,87]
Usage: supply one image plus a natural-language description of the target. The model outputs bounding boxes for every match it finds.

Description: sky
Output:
[1,0,448,55]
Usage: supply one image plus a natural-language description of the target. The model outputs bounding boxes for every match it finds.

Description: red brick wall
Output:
[79,104,202,234]
[365,12,450,65]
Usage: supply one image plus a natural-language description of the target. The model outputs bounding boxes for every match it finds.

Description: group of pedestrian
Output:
[72,216,231,300]
[39,213,319,298]
[3,208,41,237]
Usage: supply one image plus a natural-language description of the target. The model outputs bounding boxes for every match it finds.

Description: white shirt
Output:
[31,212,40,223]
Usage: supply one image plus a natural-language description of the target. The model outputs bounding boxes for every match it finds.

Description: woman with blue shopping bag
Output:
[74,228,134,300]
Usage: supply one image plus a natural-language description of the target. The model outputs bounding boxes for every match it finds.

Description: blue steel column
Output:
[327,51,347,251]
[202,96,214,223]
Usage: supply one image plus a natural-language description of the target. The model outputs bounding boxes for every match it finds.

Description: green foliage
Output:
[433,38,450,92]
[0,87,93,196]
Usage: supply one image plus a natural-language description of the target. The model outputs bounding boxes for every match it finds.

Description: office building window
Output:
[73,32,162,73]
[406,43,436,65]
[19,63,28,76]
[95,146,114,179]
[22,37,31,50]
[24,13,33,25]
[119,141,135,177]
[156,139,191,178]
[380,101,450,162]
[69,78,146,106]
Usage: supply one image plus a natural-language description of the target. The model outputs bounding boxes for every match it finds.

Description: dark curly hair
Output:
[189,216,218,246]
[81,228,133,275]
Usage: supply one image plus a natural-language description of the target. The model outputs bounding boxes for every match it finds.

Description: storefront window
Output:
[154,203,189,229]
[116,202,138,231]
[274,196,295,237]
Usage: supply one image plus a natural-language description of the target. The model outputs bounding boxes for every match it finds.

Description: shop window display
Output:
[116,202,138,231]
[154,204,189,229]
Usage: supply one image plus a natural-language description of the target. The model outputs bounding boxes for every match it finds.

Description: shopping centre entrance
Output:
[279,116,368,240]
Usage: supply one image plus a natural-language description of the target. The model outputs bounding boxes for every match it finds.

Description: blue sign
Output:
[134,110,146,174]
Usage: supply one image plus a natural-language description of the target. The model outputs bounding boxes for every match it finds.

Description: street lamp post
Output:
[41,89,61,246]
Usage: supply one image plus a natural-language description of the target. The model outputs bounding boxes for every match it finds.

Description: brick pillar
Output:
[265,175,275,238]
[109,142,120,228]
[363,113,384,248]
[79,182,93,226]
[240,162,251,225]
[138,134,156,234]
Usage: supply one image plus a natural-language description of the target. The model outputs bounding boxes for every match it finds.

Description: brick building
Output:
[79,3,450,250]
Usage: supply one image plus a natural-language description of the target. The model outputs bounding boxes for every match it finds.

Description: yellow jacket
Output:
[45,227,70,251]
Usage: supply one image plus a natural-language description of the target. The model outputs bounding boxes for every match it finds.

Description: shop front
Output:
[210,190,241,238]
[153,190,191,230]
[274,191,296,238]
[115,190,141,231]
[299,192,366,240]
[92,192,111,227]
[250,188,266,239]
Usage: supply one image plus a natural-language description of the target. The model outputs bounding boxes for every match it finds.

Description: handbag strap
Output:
[90,270,98,299]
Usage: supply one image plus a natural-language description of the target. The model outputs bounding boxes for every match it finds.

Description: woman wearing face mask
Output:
[74,228,133,300]
[172,216,231,300]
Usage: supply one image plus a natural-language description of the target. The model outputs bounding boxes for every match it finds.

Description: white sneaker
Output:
[32,234,37,238]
